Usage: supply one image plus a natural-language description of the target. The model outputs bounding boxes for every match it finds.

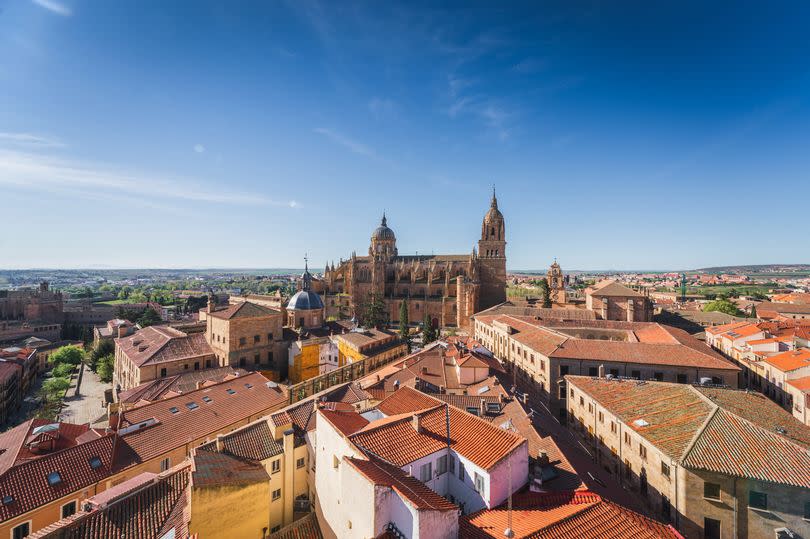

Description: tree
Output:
[137,307,162,328]
[538,277,552,308]
[42,377,70,395]
[422,312,437,344]
[52,363,75,378]
[362,293,388,329]
[749,305,758,319]
[89,339,115,371]
[49,345,84,367]
[399,300,411,352]
[96,354,115,383]
[703,299,744,317]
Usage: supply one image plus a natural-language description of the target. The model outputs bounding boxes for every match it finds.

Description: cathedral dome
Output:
[484,188,503,221]
[371,213,396,241]
[287,290,324,311]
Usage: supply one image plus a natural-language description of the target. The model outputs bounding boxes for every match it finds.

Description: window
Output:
[267,351,274,364]
[239,337,246,346]
[194,362,199,370]
[272,459,281,474]
[239,357,246,367]
[560,365,569,376]
[183,364,188,370]
[2,495,13,506]
[653,372,664,381]
[420,462,432,482]
[160,368,167,377]
[704,517,721,539]
[588,367,598,376]
[449,454,456,475]
[624,433,631,446]
[254,354,260,365]
[272,489,281,501]
[332,455,339,469]
[296,457,305,469]
[185,402,199,410]
[703,482,721,500]
[227,388,236,395]
[661,461,670,479]
[748,490,767,510]
[466,406,480,416]
[579,396,584,406]
[61,500,77,519]
[609,368,619,377]
[437,455,448,475]
[459,460,465,481]
[160,458,170,472]
[245,383,253,389]
[47,471,62,486]
[89,456,102,470]
[676,374,687,384]
[631,370,641,379]
[639,444,647,460]
[610,421,617,433]
[254,335,260,343]
[474,472,485,494]
[267,332,273,341]
[202,396,212,403]
[598,411,604,423]
[205,359,212,368]
[569,388,574,398]
[12,522,29,539]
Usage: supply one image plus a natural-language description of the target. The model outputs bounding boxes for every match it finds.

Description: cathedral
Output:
[320,191,507,329]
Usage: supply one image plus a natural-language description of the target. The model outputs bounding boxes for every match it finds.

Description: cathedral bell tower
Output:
[477,188,507,308]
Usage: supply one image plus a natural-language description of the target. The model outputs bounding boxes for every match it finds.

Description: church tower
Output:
[477,188,507,309]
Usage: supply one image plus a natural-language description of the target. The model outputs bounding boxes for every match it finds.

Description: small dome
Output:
[484,188,503,221]
[287,290,324,311]
[371,213,396,241]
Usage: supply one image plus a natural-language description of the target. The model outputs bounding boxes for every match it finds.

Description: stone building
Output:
[566,376,810,539]
[0,282,63,323]
[319,191,507,329]
[547,259,566,304]
[584,279,654,322]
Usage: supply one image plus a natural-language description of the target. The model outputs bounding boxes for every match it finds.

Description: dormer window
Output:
[245,383,253,389]
[227,389,236,395]
[47,471,62,486]
[185,402,199,410]
[169,407,179,414]
[89,456,102,469]
[2,495,13,506]
[202,396,212,403]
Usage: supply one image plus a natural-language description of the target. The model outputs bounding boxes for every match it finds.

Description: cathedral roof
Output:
[287,290,324,311]
[371,213,396,241]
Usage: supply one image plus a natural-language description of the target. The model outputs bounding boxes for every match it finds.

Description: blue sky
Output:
[1,1,809,270]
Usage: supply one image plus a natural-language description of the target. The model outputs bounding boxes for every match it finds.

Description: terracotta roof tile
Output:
[192,449,270,488]
[268,512,323,539]
[318,408,369,436]
[764,348,810,372]
[116,326,213,367]
[345,456,457,511]
[207,301,280,320]
[30,464,191,539]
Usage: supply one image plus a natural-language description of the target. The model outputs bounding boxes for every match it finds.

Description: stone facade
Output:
[584,280,654,322]
[0,282,63,323]
[320,192,507,329]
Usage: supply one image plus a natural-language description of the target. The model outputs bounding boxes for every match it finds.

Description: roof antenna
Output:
[504,456,514,538]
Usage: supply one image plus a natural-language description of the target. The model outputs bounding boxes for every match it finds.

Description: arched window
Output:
[491,227,495,236]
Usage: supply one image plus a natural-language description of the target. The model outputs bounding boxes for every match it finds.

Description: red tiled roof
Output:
[787,376,810,392]
[116,367,247,405]
[0,434,117,522]
[206,301,280,320]
[30,464,191,539]
[117,372,288,465]
[570,377,810,488]
[764,348,810,372]
[318,408,369,437]
[199,419,283,461]
[268,512,323,539]
[116,326,213,367]
[356,387,525,470]
[192,449,270,488]
[461,490,682,539]
[345,456,457,511]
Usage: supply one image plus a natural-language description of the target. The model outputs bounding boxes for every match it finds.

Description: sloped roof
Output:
[116,326,212,367]
[570,376,810,488]
[198,419,283,462]
[461,490,681,538]
[192,449,270,488]
[30,464,191,539]
[207,301,280,320]
[764,348,810,373]
[268,512,323,539]
[587,280,646,298]
[345,456,457,512]
[318,408,370,437]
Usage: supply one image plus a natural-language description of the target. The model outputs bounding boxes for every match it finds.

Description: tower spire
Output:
[381,211,387,227]
[491,185,498,208]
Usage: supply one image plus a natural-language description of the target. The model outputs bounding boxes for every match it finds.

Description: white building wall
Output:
[487,442,529,509]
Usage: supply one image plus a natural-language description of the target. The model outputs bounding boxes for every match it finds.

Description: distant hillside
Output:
[694,264,810,274]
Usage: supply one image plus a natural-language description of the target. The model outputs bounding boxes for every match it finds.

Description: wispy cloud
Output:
[0,132,65,148]
[193,144,205,154]
[313,127,374,156]
[0,148,299,209]
[30,0,72,16]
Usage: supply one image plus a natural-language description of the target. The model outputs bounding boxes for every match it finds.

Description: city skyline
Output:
[2,1,810,270]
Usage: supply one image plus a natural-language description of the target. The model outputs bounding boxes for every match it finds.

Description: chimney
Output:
[196,381,204,390]
[421,366,428,375]
[480,399,487,416]
[117,325,127,338]
[537,450,549,467]
[215,434,225,452]
[411,413,422,433]
[598,365,605,378]
[109,411,120,431]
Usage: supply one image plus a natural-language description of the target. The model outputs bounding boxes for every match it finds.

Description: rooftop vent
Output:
[775,426,787,435]
[2,495,13,506]
[89,456,102,469]
[633,419,650,428]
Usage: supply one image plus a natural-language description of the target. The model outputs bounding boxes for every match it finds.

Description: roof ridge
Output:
[679,388,720,462]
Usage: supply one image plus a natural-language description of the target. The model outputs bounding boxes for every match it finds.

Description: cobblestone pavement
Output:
[59,363,110,427]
